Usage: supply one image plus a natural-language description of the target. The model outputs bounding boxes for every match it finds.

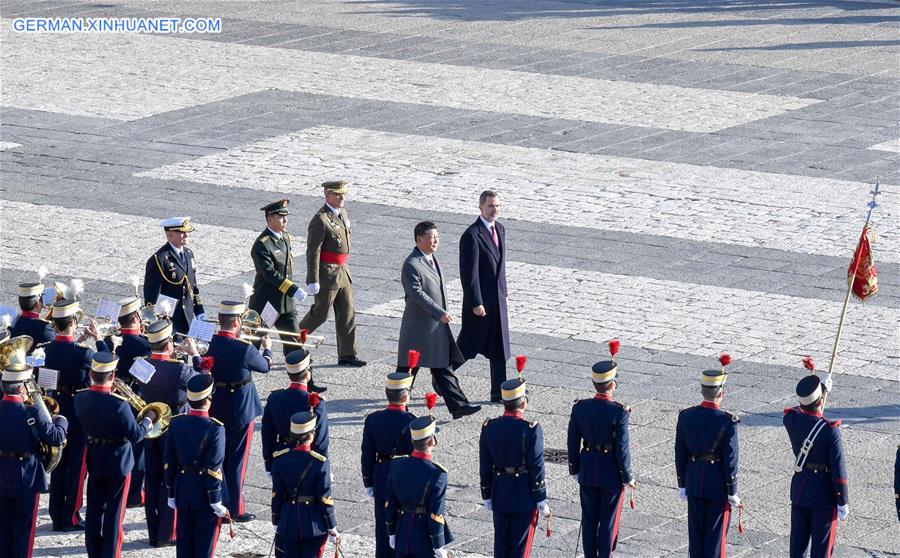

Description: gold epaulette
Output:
[310,450,326,462]
[210,417,224,426]
[273,448,290,459]
[259,236,270,243]
[433,461,447,473]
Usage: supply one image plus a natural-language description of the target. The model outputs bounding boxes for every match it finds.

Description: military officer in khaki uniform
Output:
[299,181,365,367]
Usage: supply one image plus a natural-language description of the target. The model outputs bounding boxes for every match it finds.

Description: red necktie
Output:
[491,225,499,248]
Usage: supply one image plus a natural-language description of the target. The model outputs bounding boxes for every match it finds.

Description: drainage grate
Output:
[544,448,568,464]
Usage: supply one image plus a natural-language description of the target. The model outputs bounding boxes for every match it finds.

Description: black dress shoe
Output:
[308,383,328,394]
[451,405,481,420]
[490,396,502,403]
[233,512,256,523]
[60,520,86,532]
[150,539,175,547]
[337,357,367,367]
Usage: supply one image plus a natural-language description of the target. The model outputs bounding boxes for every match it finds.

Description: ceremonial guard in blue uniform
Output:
[44,298,109,532]
[386,415,453,558]
[105,296,152,507]
[8,282,55,351]
[480,378,550,558]
[262,349,329,478]
[567,344,635,558]
[783,360,848,558]
[144,217,206,334]
[675,355,741,558]
[0,352,68,558]
[271,411,341,558]
[207,300,272,521]
[361,372,417,558]
[165,374,228,558]
[135,319,201,546]
[75,352,157,558]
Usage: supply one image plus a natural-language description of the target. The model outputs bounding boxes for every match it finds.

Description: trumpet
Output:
[172,334,209,362]
[112,378,171,439]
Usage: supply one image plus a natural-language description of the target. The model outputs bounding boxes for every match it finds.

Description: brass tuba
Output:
[112,378,172,439]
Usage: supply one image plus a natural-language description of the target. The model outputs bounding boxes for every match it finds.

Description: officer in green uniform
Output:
[299,181,365,367]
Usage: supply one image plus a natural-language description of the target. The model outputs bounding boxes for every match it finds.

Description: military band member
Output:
[136,319,201,547]
[44,298,108,532]
[75,352,157,558]
[106,296,151,508]
[675,356,741,558]
[567,351,635,558]
[361,372,417,558]
[299,180,365,367]
[207,300,272,521]
[784,362,848,558]
[165,374,227,558]
[9,281,55,351]
[480,378,550,558]
[271,411,341,558]
[386,415,454,558]
[262,349,329,478]
[0,357,68,558]
[144,217,205,334]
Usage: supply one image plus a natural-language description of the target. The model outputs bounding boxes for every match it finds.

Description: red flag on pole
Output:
[848,226,878,301]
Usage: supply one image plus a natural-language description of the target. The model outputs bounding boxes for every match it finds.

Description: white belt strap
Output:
[794,418,828,473]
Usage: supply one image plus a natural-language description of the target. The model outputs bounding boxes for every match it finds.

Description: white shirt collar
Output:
[480,216,496,231]
[324,202,341,216]
[416,247,434,263]
[266,226,283,240]
[168,242,183,256]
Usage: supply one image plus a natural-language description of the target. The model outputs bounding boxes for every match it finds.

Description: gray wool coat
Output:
[396,248,465,370]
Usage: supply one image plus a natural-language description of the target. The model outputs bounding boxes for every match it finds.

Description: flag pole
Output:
[826,179,881,377]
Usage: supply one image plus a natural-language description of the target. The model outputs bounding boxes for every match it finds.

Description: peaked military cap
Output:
[18,282,44,298]
[285,349,311,374]
[146,319,173,344]
[386,372,413,390]
[118,296,141,318]
[261,199,290,215]
[501,378,527,401]
[187,374,215,401]
[322,180,348,194]
[290,411,317,435]
[161,217,194,233]
[796,375,824,405]
[410,415,439,441]
[218,300,246,317]
[592,360,617,383]
[51,298,80,319]
[91,352,118,374]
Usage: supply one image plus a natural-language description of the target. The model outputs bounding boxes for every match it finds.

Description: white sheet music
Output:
[155,295,178,318]
[260,302,279,328]
[187,317,215,342]
[129,359,156,384]
[38,368,59,390]
[95,298,122,322]
[41,287,56,305]
[0,305,17,324]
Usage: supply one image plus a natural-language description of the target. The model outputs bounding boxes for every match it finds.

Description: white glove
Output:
[837,504,849,520]
[389,534,396,549]
[570,474,579,482]
[196,313,206,322]
[266,471,272,481]
[365,486,375,499]
[331,472,336,483]
[271,522,278,533]
[210,502,228,517]
[293,288,307,303]
[537,500,551,517]
[434,549,449,558]
[307,283,320,295]
[728,494,742,508]
[678,488,687,501]
[328,528,340,544]
[483,499,492,511]
[820,373,833,393]
[167,497,176,509]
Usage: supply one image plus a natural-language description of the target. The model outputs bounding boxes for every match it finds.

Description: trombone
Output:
[204,309,324,348]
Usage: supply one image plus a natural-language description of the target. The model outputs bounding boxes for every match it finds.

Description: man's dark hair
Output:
[502,397,524,412]
[288,369,311,383]
[386,388,408,404]
[188,397,211,410]
[18,296,39,312]
[89,371,113,384]
[414,221,437,241]
[290,432,314,445]
[412,437,432,452]
[149,339,169,352]
[117,311,139,328]
[479,190,498,205]
[701,385,724,401]
[218,315,239,329]
[593,380,615,393]
[799,397,824,413]
[1,380,25,395]
[52,315,77,331]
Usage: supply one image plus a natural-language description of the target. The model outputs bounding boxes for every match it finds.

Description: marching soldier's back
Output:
[568,394,633,490]
[74,385,149,479]
[783,407,848,509]
[271,447,336,539]
[479,413,546,513]
[675,402,739,500]
[164,412,226,510]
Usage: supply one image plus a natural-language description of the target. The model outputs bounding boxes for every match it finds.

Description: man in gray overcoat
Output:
[396,221,481,420]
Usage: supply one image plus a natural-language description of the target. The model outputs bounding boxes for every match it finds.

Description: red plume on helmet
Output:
[515,355,527,378]
[425,392,438,417]
[299,328,309,344]
[719,353,732,370]
[408,350,421,369]
[200,356,214,373]
[802,356,815,372]
[608,339,620,358]
[307,392,320,408]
